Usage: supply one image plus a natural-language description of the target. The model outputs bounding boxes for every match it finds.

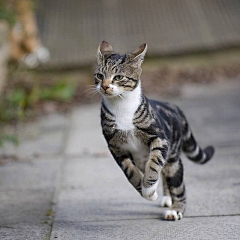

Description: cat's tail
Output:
[182,123,215,164]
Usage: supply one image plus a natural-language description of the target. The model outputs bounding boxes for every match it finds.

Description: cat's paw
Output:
[141,182,158,201]
[163,210,183,221]
[142,190,158,201]
[160,196,172,207]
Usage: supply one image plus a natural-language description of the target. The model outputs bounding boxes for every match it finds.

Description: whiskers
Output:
[118,92,126,101]
[84,85,100,100]
[85,85,128,101]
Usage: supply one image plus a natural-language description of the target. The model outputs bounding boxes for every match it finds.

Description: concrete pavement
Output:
[0,81,240,239]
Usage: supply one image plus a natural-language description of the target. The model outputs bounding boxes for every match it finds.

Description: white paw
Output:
[35,46,51,63]
[163,210,183,221]
[160,196,172,207]
[141,181,159,201]
[22,54,39,68]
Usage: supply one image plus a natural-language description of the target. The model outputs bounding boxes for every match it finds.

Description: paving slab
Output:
[0,113,69,157]
[0,156,63,239]
[165,82,240,146]
[0,223,50,240]
[0,190,54,225]
[65,104,109,157]
[0,157,61,191]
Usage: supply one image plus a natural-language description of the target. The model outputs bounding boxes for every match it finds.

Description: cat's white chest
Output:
[115,113,135,130]
[107,98,138,131]
[121,130,140,151]
[121,130,149,172]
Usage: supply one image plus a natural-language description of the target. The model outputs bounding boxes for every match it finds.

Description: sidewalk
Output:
[0,81,240,239]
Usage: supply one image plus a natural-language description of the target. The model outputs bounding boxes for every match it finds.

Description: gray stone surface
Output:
[0,157,61,191]
[0,190,53,225]
[65,104,109,157]
[0,156,63,239]
[0,82,240,239]
[177,83,240,146]
[0,113,68,157]
[51,216,240,240]
[0,223,50,240]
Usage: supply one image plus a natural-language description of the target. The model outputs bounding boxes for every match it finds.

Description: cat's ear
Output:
[97,41,113,65]
[128,43,147,67]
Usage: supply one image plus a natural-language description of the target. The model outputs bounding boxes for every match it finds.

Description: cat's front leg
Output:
[121,158,143,194]
[142,138,168,201]
[109,149,143,195]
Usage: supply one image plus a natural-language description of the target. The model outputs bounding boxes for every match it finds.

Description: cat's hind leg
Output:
[161,158,186,221]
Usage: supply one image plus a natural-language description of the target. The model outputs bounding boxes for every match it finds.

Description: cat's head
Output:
[94,41,147,98]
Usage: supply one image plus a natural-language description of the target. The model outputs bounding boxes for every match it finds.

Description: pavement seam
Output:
[48,112,72,240]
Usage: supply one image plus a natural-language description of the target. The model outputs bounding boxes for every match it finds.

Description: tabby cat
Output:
[94,41,214,221]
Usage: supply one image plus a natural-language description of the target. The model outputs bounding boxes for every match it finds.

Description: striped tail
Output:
[182,126,215,164]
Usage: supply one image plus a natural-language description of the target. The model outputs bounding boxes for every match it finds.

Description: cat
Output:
[94,41,215,221]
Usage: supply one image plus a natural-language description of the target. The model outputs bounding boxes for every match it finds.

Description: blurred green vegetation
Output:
[0,134,19,147]
[0,69,78,148]
[0,81,76,123]
[0,1,16,25]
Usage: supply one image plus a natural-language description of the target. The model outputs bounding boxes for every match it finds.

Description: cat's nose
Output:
[102,85,109,91]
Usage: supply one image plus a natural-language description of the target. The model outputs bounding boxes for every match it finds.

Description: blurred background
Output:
[38,0,240,67]
[0,0,240,150]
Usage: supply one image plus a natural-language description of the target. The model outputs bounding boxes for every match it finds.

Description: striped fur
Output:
[95,41,215,221]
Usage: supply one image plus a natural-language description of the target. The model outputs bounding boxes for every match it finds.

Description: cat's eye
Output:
[113,75,124,81]
[96,73,104,80]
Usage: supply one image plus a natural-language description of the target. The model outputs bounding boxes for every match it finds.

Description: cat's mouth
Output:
[100,87,118,98]
[101,92,118,98]
[100,88,113,96]
[97,85,124,99]
[100,90,123,99]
